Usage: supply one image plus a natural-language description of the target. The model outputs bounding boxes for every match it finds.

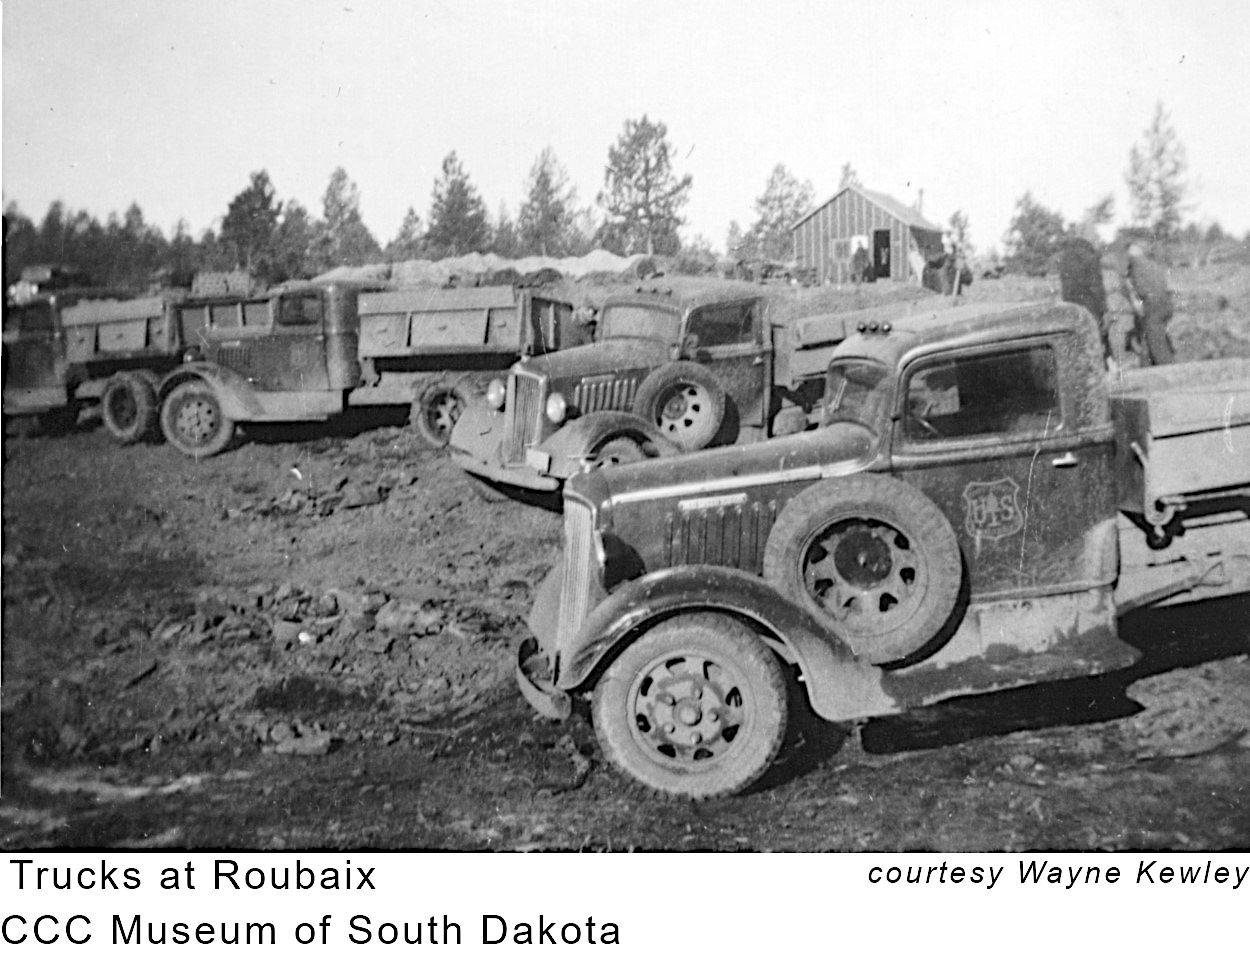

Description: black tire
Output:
[632,362,727,451]
[159,380,235,458]
[588,436,646,469]
[592,612,787,799]
[412,383,466,449]
[762,474,961,664]
[101,373,159,444]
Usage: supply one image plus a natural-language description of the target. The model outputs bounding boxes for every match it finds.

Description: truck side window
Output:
[903,344,1060,442]
[687,304,754,347]
[277,294,323,327]
[210,303,241,329]
[242,301,270,328]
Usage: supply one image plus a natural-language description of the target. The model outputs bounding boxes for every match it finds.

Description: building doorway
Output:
[873,229,892,278]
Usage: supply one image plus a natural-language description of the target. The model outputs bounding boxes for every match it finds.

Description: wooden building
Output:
[791,185,945,285]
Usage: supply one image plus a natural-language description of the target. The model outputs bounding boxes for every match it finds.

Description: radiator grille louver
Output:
[572,375,637,414]
[666,500,777,573]
[557,502,595,644]
[504,371,544,463]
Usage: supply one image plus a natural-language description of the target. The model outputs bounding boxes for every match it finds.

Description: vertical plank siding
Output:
[792,190,929,284]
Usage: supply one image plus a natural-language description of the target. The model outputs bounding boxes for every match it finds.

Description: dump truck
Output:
[3,289,191,439]
[516,300,1250,798]
[448,278,870,494]
[154,281,579,456]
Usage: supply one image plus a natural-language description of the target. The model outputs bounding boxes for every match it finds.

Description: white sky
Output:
[4,0,1249,253]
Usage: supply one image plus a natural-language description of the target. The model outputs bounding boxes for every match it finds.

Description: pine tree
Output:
[1125,102,1188,243]
[1003,191,1067,275]
[744,164,814,260]
[426,151,491,257]
[316,167,380,267]
[385,207,427,262]
[220,170,282,275]
[518,148,577,257]
[597,115,692,255]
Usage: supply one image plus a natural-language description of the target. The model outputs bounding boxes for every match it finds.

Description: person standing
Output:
[1123,243,1175,365]
[1057,230,1110,361]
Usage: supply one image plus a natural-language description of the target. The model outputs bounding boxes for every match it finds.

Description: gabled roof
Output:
[791,184,943,233]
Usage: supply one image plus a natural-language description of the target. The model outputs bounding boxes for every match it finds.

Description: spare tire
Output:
[632,361,727,451]
[762,474,962,664]
[101,372,159,444]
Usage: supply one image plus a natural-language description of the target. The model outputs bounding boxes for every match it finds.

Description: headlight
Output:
[485,378,506,410]
[546,392,568,424]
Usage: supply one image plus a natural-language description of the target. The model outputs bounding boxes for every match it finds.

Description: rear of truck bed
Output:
[1110,357,1250,525]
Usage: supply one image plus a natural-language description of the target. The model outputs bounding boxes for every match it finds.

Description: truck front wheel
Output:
[413,383,466,449]
[592,612,787,799]
[763,474,962,664]
[160,380,235,458]
[101,372,159,444]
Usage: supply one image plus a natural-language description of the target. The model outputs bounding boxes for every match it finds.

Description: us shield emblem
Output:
[962,477,1024,541]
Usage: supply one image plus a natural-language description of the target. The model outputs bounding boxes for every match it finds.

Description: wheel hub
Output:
[630,654,743,765]
[658,385,707,433]
[176,398,216,443]
[802,518,922,629]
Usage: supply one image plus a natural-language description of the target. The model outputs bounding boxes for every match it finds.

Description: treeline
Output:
[4,115,719,290]
[1001,102,1250,275]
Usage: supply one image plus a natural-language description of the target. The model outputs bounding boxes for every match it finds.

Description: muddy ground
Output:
[3,272,1249,850]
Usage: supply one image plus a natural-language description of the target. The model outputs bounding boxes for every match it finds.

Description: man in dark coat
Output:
[1123,243,1175,365]
[1057,233,1109,359]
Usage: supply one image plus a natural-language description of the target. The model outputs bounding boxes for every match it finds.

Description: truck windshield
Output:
[599,305,680,343]
[823,359,891,431]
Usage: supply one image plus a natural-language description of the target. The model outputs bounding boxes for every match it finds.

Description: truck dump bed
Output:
[1110,357,1250,519]
[60,296,180,362]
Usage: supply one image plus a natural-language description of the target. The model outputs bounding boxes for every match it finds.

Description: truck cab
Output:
[449,279,787,492]
[156,281,361,456]
[518,300,1250,798]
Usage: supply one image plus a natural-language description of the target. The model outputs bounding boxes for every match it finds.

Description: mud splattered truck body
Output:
[155,282,577,456]
[3,290,191,439]
[518,300,1250,798]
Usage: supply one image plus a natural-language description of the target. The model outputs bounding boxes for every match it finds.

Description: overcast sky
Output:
[4,0,1248,254]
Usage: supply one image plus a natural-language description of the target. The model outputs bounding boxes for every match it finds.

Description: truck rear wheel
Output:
[762,474,962,664]
[413,383,466,449]
[160,380,235,458]
[588,436,646,469]
[592,612,787,799]
[633,362,726,451]
[101,372,159,444]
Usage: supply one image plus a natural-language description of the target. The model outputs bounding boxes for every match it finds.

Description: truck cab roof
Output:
[600,277,764,313]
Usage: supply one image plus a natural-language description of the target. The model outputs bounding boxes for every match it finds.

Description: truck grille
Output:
[572,374,637,413]
[504,370,544,464]
[557,501,595,645]
[666,499,777,573]
[216,346,251,373]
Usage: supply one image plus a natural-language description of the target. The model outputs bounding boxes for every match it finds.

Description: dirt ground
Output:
[3,271,1249,850]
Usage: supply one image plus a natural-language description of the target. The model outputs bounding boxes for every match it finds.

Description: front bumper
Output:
[448,397,579,492]
[516,636,572,720]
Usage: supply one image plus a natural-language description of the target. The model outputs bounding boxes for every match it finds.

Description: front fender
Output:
[555,564,902,722]
[540,410,679,479]
[158,363,260,419]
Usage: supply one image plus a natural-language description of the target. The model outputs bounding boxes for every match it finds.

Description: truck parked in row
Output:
[516,300,1250,799]
[448,278,900,494]
[2,288,191,438]
[5,280,581,455]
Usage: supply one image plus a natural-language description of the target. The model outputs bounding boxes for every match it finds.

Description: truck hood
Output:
[519,337,671,387]
[569,422,878,512]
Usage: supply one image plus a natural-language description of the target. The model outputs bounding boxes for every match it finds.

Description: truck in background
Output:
[155,281,581,456]
[3,288,192,440]
[448,278,897,495]
[517,300,1250,799]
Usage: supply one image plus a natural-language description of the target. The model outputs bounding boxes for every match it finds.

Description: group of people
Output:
[1058,233,1175,367]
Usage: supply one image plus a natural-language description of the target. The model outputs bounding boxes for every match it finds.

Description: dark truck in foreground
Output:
[449,278,863,493]
[517,300,1250,798]
[153,282,578,456]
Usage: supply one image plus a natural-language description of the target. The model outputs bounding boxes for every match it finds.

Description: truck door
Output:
[684,299,770,432]
[891,334,1117,598]
[202,293,331,393]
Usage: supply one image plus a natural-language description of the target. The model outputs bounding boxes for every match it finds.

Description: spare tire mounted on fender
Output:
[632,361,727,451]
[762,474,962,664]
